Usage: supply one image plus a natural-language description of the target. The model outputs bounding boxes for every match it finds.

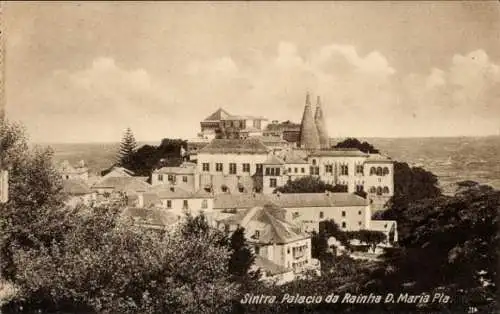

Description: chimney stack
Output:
[299,92,320,150]
[315,96,329,149]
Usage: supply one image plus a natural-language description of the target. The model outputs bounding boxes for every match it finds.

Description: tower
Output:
[299,93,320,150]
[314,96,329,149]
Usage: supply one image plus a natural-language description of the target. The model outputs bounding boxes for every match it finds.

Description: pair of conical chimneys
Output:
[299,92,329,150]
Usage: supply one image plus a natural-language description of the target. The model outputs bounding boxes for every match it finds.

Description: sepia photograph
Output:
[0,1,498,313]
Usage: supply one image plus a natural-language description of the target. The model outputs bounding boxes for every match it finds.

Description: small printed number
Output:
[468,307,478,313]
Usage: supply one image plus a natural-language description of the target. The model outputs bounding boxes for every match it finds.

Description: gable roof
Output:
[213,192,369,210]
[283,153,308,164]
[198,138,269,154]
[221,204,308,244]
[62,179,92,195]
[122,207,180,228]
[203,108,231,121]
[92,176,150,192]
[263,154,284,165]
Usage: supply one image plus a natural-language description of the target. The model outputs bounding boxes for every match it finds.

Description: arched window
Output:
[312,159,317,166]
[383,167,389,175]
[370,167,376,175]
[383,186,390,194]
[376,186,383,195]
[376,167,383,176]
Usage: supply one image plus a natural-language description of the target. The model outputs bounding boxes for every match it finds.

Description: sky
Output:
[4,1,500,143]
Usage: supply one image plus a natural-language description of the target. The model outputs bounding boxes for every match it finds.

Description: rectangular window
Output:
[182,176,188,183]
[265,167,270,176]
[202,163,210,172]
[294,167,298,173]
[342,210,346,217]
[341,165,349,176]
[319,211,324,219]
[183,200,188,209]
[216,163,223,172]
[158,174,164,181]
[166,200,172,209]
[325,165,333,173]
[255,246,260,255]
[356,165,364,175]
[229,163,237,174]
[358,221,362,226]
[270,178,277,188]
[301,168,305,173]
[276,168,280,176]
[242,163,250,173]
[342,222,347,228]
[168,175,175,182]
[254,230,260,238]
[315,167,319,175]
[201,199,208,209]
[288,167,292,173]
[358,210,362,215]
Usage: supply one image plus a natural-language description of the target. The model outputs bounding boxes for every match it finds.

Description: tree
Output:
[366,182,499,313]
[117,127,137,169]
[228,227,258,283]
[0,119,66,281]
[274,176,347,194]
[3,208,239,313]
[334,138,380,154]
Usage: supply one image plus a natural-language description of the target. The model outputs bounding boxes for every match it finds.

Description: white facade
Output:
[285,203,371,233]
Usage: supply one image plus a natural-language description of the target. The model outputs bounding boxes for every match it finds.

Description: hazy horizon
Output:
[5,2,500,142]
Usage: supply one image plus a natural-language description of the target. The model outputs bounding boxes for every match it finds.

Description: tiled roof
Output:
[62,179,92,195]
[122,207,180,227]
[92,176,150,192]
[154,165,196,174]
[150,186,213,199]
[214,192,369,209]
[222,115,267,121]
[268,193,369,207]
[365,154,393,163]
[198,138,269,154]
[254,255,291,275]
[309,148,368,157]
[221,203,308,244]
[263,155,285,165]
[203,108,231,121]
[283,153,308,164]
[253,136,288,144]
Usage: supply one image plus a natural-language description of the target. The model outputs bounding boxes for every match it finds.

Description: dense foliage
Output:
[333,138,380,154]
[103,138,187,177]
[274,176,348,194]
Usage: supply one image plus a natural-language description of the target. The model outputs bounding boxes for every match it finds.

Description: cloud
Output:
[10,57,183,142]
[9,45,500,142]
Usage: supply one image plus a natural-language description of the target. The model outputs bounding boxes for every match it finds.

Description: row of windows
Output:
[158,174,188,183]
[369,186,390,195]
[318,210,363,219]
[203,162,252,174]
[265,167,281,176]
[369,167,390,176]
[165,199,209,209]
[287,167,306,174]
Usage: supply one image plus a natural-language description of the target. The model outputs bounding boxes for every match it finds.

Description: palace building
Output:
[183,92,395,212]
